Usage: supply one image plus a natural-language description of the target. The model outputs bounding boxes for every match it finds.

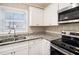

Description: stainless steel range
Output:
[50,32,79,55]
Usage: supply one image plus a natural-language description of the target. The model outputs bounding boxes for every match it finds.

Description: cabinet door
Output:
[0,43,14,55]
[44,4,58,26]
[13,41,28,55]
[0,49,14,55]
[28,39,50,55]
[28,39,43,55]
[29,6,44,26]
[14,46,28,55]
[58,3,71,10]
[41,39,50,55]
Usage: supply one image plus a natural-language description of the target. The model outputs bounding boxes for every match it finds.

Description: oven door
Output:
[50,46,65,55]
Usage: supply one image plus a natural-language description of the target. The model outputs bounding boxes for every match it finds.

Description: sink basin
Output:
[0,38,14,43]
[0,36,26,43]
[14,36,26,41]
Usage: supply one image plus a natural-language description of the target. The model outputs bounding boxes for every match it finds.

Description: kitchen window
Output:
[0,6,28,34]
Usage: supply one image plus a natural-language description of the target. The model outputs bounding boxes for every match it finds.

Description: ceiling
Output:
[27,3,50,9]
[0,3,50,9]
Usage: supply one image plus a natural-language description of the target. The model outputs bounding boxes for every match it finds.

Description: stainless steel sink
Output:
[0,36,26,43]
[0,38,14,43]
[14,36,26,41]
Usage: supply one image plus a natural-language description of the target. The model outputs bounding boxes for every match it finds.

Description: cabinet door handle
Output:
[11,52,13,55]
[14,51,15,55]
[11,52,15,55]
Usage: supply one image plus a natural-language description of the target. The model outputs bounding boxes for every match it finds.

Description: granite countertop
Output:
[0,32,61,46]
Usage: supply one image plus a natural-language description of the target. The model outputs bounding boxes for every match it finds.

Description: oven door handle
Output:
[50,43,75,55]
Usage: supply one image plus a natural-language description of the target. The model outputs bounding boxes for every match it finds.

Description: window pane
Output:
[4,8,27,33]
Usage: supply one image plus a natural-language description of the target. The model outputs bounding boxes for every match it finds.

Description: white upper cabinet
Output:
[44,4,58,26]
[58,3,71,10]
[29,4,58,26]
[29,6,44,26]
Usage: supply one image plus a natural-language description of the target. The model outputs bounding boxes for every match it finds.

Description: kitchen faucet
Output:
[8,22,16,41]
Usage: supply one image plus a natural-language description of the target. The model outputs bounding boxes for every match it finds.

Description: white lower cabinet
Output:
[28,39,43,55]
[0,49,14,55]
[13,41,28,55]
[41,39,50,55]
[28,39,50,55]
[14,46,28,55]
[0,41,28,55]
[0,43,14,55]
[0,39,50,55]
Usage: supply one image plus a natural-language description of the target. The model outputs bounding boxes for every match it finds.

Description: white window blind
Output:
[0,6,28,34]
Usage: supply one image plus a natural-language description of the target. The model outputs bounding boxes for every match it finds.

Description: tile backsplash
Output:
[28,27,46,33]
[45,23,79,33]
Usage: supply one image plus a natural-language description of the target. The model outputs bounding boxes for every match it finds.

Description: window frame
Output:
[0,6,29,34]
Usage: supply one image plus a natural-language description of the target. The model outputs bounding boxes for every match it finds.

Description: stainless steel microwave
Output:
[58,4,79,21]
